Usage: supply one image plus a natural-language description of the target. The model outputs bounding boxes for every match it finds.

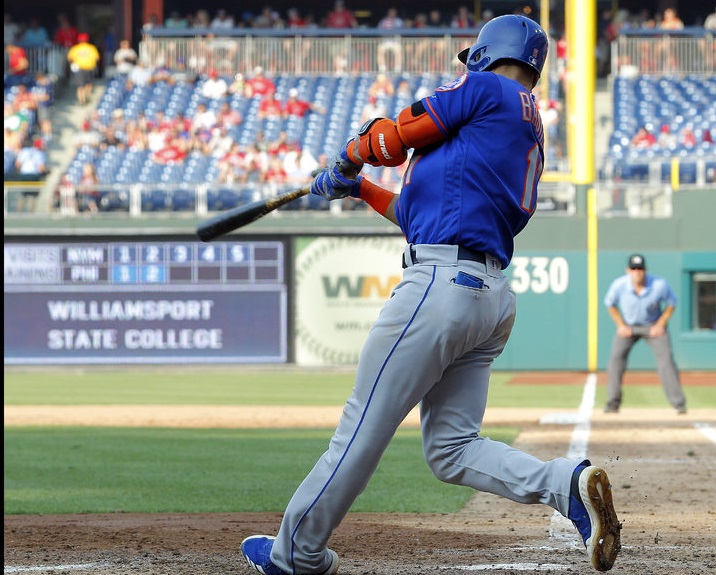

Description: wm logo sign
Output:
[321,276,400,299]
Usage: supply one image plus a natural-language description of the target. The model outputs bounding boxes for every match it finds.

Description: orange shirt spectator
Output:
[326,0,359,28]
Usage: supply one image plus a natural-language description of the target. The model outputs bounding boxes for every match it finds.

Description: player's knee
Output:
[424,448,464,484]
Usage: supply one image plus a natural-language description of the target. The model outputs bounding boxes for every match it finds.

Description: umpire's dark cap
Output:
[628,254,646,269]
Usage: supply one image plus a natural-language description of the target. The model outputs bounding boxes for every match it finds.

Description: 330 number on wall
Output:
[510,257,569,294]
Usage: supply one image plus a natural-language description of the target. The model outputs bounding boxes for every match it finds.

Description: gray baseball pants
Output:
[270,244,581,574]
[606,325,686,410]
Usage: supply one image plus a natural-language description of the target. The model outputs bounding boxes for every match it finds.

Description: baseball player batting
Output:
[241,15,621,574]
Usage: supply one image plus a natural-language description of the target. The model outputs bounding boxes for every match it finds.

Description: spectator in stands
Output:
[170,57,197,84]
[73,119,103,148]
[20,18,50,47]
[210,9,235,31]
[77,162,100,213]
[217,142,250,183]
[15,137,48,179]
[11,84,38,117]
[360,94,388,124]
[283,145,318,185]
[4,13,22,46]
[193,9,211,29]
[631,126,656,148]
[413,10,448,73]
[125,58,153,90]
[282,88,325,118]
[659,7,684,30]
[679,126,697,148]
[245,66,276,98]
[192,102,218,133]
[258,91,284,120]
[377,8,405,72]
[153,131,189,164]
[267,130,292,157]
[325,0,358,28]
[450,5,476,29]
[705,7,716,29]
[164,11,188,29]
[286,7,307,28]
[657,124,676,148]
[54,13,78,48]
[253,7,283,29]
[4,101,31,142]
[367,72,395,99]
[228,72,246,96]
[207,124,234,158]
[67,33,100,106]
[200,69,229,99]
[113,39,137,77]
[216,101,242,129]
[6,43,29,81]
[142,13,161,32]
[264,155,289,184]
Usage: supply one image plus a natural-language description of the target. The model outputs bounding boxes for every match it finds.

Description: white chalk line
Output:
[694,422,716,444]
[4,564,106,574]
[441,564,568,571]
[548,372,597,543]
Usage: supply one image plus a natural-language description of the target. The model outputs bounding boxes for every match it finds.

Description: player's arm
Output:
[344,100,446,168]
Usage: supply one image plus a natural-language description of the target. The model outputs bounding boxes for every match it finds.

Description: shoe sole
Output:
[579,467,622,571]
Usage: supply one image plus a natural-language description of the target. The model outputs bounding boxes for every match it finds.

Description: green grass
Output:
[3,426,518,515]
[4,369,594,408]
[5,368,713,516]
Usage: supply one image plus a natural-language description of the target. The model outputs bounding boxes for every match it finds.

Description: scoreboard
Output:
[4,239,288,364]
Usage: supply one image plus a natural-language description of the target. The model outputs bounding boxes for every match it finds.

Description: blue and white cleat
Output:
[568,464,622,571]
[240,535,339,575]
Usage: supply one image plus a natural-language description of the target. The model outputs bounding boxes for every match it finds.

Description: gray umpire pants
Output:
[606,324,686,410]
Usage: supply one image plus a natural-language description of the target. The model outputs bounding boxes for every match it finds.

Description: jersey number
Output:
[521,144,542,213]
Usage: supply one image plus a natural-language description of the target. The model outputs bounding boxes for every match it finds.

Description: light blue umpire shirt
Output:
[604,273,677,326]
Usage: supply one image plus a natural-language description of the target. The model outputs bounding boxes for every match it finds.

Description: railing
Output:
[3,45,69,80]
[6,180,582,217]
[140,29,479,77]
[612,28,715,77]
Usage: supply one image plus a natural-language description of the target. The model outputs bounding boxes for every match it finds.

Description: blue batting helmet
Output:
[457,15,549,76]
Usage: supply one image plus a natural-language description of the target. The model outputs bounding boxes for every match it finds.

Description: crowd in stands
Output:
[4,5,716,213]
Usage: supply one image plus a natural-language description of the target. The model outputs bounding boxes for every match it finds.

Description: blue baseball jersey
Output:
[394,72,544,269]
[604,273,677,325]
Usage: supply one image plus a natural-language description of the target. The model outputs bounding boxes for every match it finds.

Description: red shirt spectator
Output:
[54,14,79,48]
[245,66,276,98]
[283,88,324,118]
[631,127,656,149]
[258,93,283,120]
[326,0,359,28]
[153,139,187,164]
[286,8,307,28]
[6,44,29,76]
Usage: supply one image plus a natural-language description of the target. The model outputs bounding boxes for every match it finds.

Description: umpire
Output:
[604,253,687,414]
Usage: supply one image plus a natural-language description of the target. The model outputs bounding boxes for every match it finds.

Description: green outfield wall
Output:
[4,190,715,370]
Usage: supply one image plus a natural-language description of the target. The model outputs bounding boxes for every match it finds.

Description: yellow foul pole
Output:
[565,0,599,371]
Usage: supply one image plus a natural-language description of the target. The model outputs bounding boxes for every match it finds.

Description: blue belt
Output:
[402,245,487,269]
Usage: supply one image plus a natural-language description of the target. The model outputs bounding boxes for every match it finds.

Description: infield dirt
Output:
[4,395,716,574]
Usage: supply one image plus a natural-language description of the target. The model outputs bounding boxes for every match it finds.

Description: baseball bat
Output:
[197,186,310,242]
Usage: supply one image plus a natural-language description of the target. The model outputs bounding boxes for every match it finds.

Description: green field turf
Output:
[4,368,713,515]
[3,426,518,515]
